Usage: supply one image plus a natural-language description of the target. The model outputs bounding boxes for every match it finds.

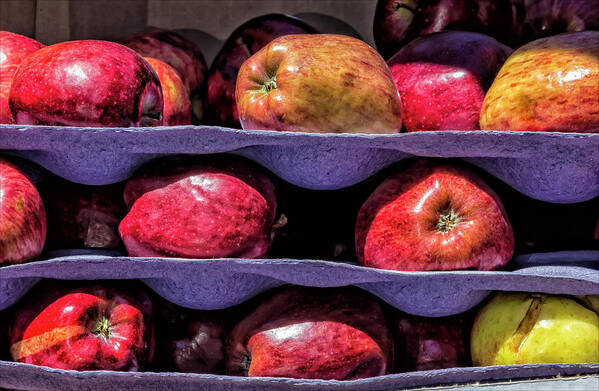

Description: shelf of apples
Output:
[1,2,599,389]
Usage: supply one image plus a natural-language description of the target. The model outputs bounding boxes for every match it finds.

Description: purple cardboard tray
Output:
[1,362,598,391]
[1,125,597,203]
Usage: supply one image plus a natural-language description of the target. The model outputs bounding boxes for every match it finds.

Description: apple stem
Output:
[93,317,111,340]
[436,208,462,233]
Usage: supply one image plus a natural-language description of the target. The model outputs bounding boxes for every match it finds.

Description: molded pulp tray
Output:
[1,125,597,203]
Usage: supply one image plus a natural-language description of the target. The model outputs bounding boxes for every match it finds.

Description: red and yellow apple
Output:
[236,34,402,133]
[9,40,163,127]
[0,31,45,123]
[227,286,393,379]
[356,159,514,271]
[480,31,599,133]
[0,157,46,265]
[145,57,192,126]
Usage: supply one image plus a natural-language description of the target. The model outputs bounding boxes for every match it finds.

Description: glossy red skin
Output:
[205,14,316,128]
[0,31,45,123]
[9,283,153,371]
[120,30,207,123]
[9,40,163,127]
[145,57,192,126]
[356,160,514,271]
[227,286,393,379]
[119,156,277,258]
[41,178,125,250]
[0,158,46,265]
[396,314,470,371]
[387,31,512,131]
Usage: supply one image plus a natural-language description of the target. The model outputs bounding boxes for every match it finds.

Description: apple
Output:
[396,313,471,371]
[9,281,154,371]
[355,159,514,271]
[120,30,207,123]
[0,31,45,124]
[236,34,402,134]
[119,155,277,258]
[471,292,599,365]
[9,40,163,127]
[40,176,125,250]
[480,31,599,133]
[227,286,393,379]
[0,157,46,265]
[205,14,316,128]
[144,57,192,126]
[387,31,512,131]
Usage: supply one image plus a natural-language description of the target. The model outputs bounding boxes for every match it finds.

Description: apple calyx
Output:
[261,75,277,94]
[510,295,544,351]
[436,208,462,233]
[93,317,112,340]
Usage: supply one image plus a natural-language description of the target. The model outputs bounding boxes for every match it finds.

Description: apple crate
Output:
[1,1,598,390]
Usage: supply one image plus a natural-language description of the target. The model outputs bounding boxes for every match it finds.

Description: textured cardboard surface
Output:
[1,125,597,202]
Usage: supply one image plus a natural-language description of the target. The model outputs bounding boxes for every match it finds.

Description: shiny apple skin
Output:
[205,14,316,128]
[8,40,163,127]
[387,31,512,131]
[356,160,514,271]
[236,34,402,134]
[120,30,207,123]
[119,155,277,258]
[0,31,45,124]
[480,32,599,133]
[9,282,154,371]
[0,158,46,265]
[145,57,192,126]
[396,314,470,371]
[227,286,393,380]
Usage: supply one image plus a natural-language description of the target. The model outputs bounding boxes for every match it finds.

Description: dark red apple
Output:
[356,159,514,271]
[387,31,512,131]
[396,313,471,371]
[144,57,192,126]
[120,30,207,123]
[205,14,316,128]
[9,40,163,127]
[9,281,154,371]
[0,31,45,124]
[227,286,393,379]
[0,157,46,265]
[119,155,277,258]
[40,177,125,250]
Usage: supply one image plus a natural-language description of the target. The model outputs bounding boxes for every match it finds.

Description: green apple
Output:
[471,292,599,365]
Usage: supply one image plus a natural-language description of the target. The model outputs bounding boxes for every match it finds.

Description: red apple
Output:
[144,57,192,126]
[0,31,45,124]
[120,30,207,123]
[396,313,471,371]
[227,286,393,379]
[40,177,125,250]
[0,157,46,265]
[119,155,277,258]
[236,34,402,134]
[356,159,514,271]
[205,14,316,128]
[9,281,154,371]
[387,31,512,131]
[9,40,163,127]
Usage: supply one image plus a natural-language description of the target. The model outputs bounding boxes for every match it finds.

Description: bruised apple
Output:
[9,40,163,127]
[471,292,599,365]
[205,14,316,128]
[145,57,192,125]
[480,32,599,133]
[0,31,45,123]
[387,31,512,131]
[119,155,277,258]
[9,281,154,371]
[227,286,393,379]
[236,34,402,133]
[356,159,514,271]
[0,157,46,265]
